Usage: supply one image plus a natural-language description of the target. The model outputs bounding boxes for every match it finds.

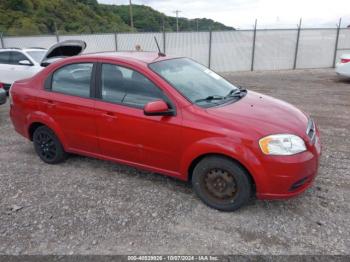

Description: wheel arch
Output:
[179,136,264,193]
[28,122,44,141]
[26,112,67,149]
[187,153,256,193]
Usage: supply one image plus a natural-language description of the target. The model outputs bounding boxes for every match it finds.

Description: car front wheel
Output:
[33,126,67,164]
[192,156,252,211]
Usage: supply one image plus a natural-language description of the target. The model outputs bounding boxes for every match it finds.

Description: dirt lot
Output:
[0,69,349,255]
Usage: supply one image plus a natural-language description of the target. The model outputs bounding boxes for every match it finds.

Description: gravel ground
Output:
[0,69,349,255]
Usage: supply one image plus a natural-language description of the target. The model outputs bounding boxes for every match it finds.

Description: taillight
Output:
[341,58,350,64]
[0,82,4,89]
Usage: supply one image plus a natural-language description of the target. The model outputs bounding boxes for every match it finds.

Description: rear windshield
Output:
[26,50,47,63]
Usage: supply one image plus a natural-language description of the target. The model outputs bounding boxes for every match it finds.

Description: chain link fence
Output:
[1,28,349,72]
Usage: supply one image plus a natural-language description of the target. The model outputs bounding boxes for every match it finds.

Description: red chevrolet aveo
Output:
[10,52,321,211]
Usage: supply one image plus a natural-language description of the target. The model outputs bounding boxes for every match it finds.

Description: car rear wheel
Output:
[192,156,252,211]
[33,126,67,164]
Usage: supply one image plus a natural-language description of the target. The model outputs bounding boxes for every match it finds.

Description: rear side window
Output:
[51,63,93,98]
[101,63,164,107]
[26,50,46,63]
[0,52,10,64]
[10,51,30,65]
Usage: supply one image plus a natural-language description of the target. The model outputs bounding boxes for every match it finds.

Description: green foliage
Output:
[108,4,234,32]
[0,0,234,36]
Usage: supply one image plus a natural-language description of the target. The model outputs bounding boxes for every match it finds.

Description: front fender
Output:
[179,137,265,191]
[26,111,67,149]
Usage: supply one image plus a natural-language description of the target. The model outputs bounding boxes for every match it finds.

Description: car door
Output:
[45,62,99,154]
[94,63,183,174]
[9,51,40,82]
[0,51,12,84]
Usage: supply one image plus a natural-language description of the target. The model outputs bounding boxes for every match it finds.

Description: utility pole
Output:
[173,10,181,32]
[54,21,59,43]
[293,18,302,69]
[0,32,4,49]
[251,19,257,71]
[196,19,199,31]
[333,17,342,68]
[129,0,134,32]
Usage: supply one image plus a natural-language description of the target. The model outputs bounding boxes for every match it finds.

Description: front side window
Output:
[149,58,240,107]
[10,51,31,65]
[101,64,164,107]
[51,63,93,98]
[0,52,10,64]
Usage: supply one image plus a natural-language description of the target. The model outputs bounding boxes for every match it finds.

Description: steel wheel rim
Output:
[35,132,56,161]
[201,168,238,203]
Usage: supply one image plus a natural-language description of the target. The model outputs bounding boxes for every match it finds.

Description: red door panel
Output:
[138,114,183,173]
[95,100,183,173]
[46,92,99,153]
[95,101,142,164]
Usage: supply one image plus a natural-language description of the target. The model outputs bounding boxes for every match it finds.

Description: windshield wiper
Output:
[195,95,224,103]
[224,87,247,99]
[195,88,247,104]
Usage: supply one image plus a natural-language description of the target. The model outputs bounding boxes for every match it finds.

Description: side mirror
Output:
[144,100,174,116]
[18,60,32,66]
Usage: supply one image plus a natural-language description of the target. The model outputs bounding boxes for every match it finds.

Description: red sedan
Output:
[9,51,321,211]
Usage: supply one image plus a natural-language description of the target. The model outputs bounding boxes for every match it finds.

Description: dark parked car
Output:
[0,88,6,105]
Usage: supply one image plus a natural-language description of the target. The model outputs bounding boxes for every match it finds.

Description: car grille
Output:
[306,118,316,144]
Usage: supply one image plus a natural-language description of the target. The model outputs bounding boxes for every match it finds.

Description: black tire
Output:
[192,156,252,211]
[33,126,67,164]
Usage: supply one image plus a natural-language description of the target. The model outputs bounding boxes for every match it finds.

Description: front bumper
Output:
[255,133,321,200]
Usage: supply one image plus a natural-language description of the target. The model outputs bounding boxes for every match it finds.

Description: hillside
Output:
[0,0,234,36]
[105,4,235,32]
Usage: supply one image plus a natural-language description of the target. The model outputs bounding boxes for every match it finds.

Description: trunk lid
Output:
[40,40,87,67]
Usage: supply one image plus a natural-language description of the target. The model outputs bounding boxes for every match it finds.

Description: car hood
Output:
[206,90,309,138]
[41,40,86,67]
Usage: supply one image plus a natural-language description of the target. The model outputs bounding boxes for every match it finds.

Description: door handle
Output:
[44,100,56,108]
[103,112,118,120]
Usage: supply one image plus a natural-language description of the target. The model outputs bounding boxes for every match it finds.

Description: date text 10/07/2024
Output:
[127,255,219,261]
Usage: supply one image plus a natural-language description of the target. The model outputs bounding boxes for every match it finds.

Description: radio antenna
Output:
[154,36,165,57]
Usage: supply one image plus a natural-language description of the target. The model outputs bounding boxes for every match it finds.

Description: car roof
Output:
[82,51,178,64]
[23,48,47,51]
[0,48,47,52]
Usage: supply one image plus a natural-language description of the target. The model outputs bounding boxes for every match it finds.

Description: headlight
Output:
[259,134,306,155]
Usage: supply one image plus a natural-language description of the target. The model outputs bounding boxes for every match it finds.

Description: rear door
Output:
[9,51,39,82]
[45,62,99,154]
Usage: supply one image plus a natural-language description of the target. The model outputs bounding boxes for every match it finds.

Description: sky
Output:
[98,0,350,29]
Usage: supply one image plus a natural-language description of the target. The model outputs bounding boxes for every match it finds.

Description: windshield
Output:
[26,50,47,63]
[149,58,241,107]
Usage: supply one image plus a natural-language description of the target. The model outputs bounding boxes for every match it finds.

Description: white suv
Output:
[0,40,87,94]
[0,48,47,92]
